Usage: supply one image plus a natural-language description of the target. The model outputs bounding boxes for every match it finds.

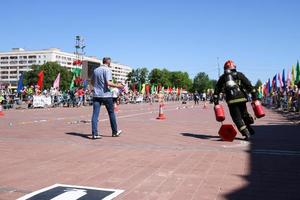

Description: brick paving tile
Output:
[0,102,300,200]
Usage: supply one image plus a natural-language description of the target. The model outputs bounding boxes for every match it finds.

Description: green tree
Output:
[139,67,149,84]
[170,71,192,89]
[193,72,213,93]
[149,68,170,87]
[127,67,148,84]
[23,62,73,90]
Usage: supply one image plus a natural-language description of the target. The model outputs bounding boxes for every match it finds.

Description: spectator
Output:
[77,87,84,107]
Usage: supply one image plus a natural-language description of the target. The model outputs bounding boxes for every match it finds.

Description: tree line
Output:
[127,67,217,93]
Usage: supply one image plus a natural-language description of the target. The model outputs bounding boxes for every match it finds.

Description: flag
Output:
[17,73,24,93]
[37,70,44,90]
[278,73,283,88]
[258,86,263,98]
[131,83,136,93]
[282,69,286,88]
[53,73,60,89]
[141,83,146,94]
[124,82,129,93]
[287,68,291,87]
[69,74,75,90]
[291,64,296,86]
[138,83,142,92]
[151,84,155,94]
[296,60,300,83]
[272,74,277,92]
[268,79,272,94]
[158,84,162,93]
[71,68,82,77]
[262,84,266,96]
[145,84,150,95]
[266,79,271,96]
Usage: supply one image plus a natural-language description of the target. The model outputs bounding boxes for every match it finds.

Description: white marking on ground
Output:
[222,141,249,148]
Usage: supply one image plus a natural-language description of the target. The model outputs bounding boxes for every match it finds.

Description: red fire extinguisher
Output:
[214,104,225,122]
[251,100,265,118]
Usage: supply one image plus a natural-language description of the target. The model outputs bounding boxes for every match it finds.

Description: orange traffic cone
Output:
[0,105,4,116]
[156,103,166,120]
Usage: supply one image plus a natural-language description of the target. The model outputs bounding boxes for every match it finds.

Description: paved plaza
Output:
[0,102,300,200]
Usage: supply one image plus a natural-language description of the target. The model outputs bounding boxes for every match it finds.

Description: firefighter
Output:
[213,60,257,140]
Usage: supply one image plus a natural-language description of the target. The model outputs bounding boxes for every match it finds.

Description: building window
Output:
[9,56,18,59]
[28,55,37,59]
[0,57,9,60]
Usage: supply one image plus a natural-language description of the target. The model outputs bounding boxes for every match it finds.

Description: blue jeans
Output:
[92,97,118,136]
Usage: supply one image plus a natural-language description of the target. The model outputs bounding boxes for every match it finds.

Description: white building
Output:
[0,48,132,87]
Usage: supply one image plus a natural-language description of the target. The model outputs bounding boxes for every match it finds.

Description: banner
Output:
[33,95,52,108]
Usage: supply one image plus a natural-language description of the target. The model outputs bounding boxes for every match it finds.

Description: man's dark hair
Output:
[103,57,111,64]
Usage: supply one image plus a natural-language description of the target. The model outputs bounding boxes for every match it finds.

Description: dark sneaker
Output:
[112,130,122,137]
[92,135,102,139]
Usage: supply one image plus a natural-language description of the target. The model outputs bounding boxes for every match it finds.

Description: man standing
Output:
[91,57,123,139]
[213,60,258,140]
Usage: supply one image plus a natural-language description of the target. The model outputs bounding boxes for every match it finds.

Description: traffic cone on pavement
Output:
[156,103,166,120]
[0,105,4,116]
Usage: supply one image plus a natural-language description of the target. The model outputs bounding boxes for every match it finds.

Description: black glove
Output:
[213,95,219,105]
[251,92,258,101]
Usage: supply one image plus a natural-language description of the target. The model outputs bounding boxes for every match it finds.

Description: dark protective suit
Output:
[213,69,257,138]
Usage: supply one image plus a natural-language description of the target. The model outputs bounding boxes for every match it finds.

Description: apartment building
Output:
[0,48,132,87]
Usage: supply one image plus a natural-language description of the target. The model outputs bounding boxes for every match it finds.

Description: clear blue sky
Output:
[1,0,300,83]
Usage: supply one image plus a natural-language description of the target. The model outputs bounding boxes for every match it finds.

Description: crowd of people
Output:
[261,83,300,112]
[0,84,210,110]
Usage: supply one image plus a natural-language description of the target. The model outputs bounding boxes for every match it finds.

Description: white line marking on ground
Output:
[222,141,249,148]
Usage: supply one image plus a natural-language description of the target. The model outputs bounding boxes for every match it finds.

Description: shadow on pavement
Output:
[224,123,300,200]
[180,132,245,141]
[181,132,221,140]
[65,132,91,139]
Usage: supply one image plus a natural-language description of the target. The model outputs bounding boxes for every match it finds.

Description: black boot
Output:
[247,125,255,135]
[241,128,251,141]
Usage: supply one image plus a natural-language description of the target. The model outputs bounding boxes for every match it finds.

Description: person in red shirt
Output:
[77,87,84,107]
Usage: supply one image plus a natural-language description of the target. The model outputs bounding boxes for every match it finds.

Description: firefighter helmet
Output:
[224,60,236,70]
